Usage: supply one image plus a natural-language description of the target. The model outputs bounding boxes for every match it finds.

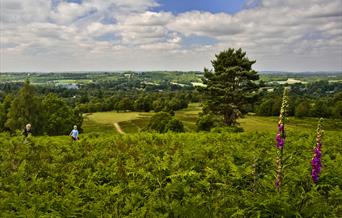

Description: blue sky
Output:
[1,0,341,72]
[64,0,247,14]
[65,0,82,3]
[155,0,246,14]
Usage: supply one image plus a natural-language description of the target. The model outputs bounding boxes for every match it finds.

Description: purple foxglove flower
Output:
[274,88,289,191]
[311,118,324,183]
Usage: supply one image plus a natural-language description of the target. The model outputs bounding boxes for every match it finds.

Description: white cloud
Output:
[0,0,51,23]
[51,2,94,24]
[0,0,341,72]
[168,11,243,37]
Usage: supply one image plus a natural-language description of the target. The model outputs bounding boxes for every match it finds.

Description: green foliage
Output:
[0,95,13,132]
[256,98,281,116]
[255,91,342,119]
[134,96,152,112]
[42,94,82,135]
[295,100,311,118]
[1,82,82,136]
[5,80,45,134]
[311,101,331,118]
[211,126,244,133]
[333,101,342,118]
[0,131,341,217]
[147,112,172,133]
[0,103,6,131]
[196,113,221,131]
[165,118,184,133]
[147,112,184,133]
[199,48,259,126]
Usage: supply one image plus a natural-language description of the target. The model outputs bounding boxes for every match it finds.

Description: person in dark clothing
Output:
[23,123,32,137]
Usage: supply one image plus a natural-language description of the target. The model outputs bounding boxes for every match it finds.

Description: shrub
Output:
[147,112,184,133]
[165,118,184,132]
[295,100,311,118]
[196,113,220,131]
[210,126,244,133]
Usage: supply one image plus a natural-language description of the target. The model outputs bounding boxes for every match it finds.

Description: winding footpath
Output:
[114,122,125,134]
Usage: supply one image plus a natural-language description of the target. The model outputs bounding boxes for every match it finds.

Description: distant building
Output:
[271,78,307,85]
[170,82,188,87]
[56,83,79,89]
[124,73,133,79]
[191,82,206,87]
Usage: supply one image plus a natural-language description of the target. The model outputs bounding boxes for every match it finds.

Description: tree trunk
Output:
[224,113,233,126]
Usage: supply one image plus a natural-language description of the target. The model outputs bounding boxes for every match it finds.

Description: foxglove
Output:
[312,118,323,183]
[275,87,289,191]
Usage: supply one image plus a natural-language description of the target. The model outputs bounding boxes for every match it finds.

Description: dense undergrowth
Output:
[0,131,341,217]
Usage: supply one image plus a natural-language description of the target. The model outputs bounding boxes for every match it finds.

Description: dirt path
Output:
[114,122,125,134]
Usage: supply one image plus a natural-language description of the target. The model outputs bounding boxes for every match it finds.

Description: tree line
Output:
[1,48,341,135]
[76,92,193,114]
[0,80,82,135]
[255,89,342,118]
[0,81,194,135]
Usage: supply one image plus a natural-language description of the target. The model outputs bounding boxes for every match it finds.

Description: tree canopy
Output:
[3,80,82,135]
[199,48,259,126]
[147,112,184,133]
[5,80,44,134]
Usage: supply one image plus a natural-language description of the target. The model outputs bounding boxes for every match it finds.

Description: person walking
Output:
[23,123,32,137]
[70,125,79,141]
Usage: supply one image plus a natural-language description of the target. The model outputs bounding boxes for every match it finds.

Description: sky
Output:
[0,0,341,72]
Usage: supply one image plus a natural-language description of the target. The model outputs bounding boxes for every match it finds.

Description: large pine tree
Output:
[199,48,259,126]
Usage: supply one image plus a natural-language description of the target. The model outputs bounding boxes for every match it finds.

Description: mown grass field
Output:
[83,103,342,135]
[83,112,152,134]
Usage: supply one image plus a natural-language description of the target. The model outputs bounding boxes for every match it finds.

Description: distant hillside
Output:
[260,71,342,75]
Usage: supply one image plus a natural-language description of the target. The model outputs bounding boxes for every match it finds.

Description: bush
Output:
[295,100,311,118]
[256,98,281,116]
[311,101,331,118]
[147,112,184,133]
[210,126,244,133]
[165,118,184,132]
[196,113,220,131]
[333,100,342,118]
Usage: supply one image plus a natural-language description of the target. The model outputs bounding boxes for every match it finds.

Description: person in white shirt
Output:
[70,125,79,141]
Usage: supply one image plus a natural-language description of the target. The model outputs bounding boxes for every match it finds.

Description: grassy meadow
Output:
[83,103,342,135]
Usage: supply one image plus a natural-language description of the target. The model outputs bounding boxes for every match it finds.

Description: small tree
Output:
[42,94,82,135]
[147,112,184,133]
[295,100,311,118]
[5,80,44,134]
[196,113,219,131]
[311,101,330,118]
[165,118,184,132]
[199,48,259,126]
[0,103,6,131]
[333,101,342,118]
[147,112,172,133]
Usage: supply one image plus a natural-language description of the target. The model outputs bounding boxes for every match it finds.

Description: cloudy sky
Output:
[0,0,341,72]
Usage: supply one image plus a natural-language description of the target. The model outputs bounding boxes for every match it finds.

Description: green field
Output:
[240,116,342,133]
[83,112,152,133]
[83,103,342,135]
